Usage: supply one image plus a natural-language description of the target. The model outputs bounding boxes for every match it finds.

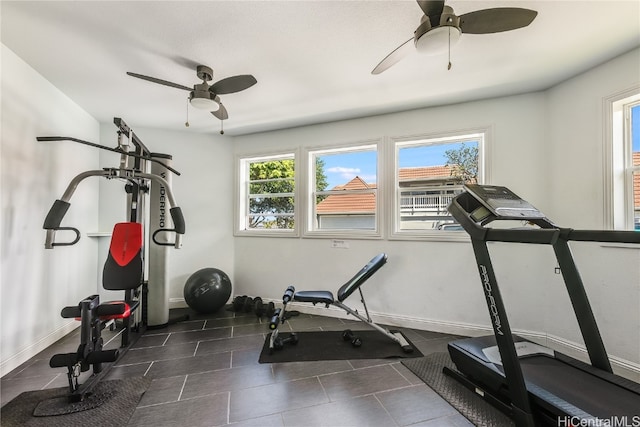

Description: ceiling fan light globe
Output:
[189,90,219,111]
[415,26,461,56]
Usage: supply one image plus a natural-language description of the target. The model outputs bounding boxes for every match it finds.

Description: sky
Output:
[321,105,640,190]
[320,141,476,189]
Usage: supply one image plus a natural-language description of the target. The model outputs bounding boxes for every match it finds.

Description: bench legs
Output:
[268,285,414,354]
[333,301,413,353]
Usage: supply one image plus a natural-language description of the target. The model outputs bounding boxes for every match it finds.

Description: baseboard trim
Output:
[169,297,188,310]
[1,321,78,378]
[265,298,640,380]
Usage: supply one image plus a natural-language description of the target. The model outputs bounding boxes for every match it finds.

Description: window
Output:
[605,89,640,231]
[236,153,297,235]
[390,130,487,239]
[629,103,640,230]
[306,142,381,237]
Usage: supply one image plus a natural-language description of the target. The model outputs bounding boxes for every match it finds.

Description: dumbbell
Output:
[342,329,362,347]
[232,295,247,312]
[242,296,255,313]
[265,301,276,317]
[273,332,299,350]
[254,297,264,317]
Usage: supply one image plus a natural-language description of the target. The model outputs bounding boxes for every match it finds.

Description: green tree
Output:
[444,144,478,183]
[249,158,328,229]
[315,158,328,192]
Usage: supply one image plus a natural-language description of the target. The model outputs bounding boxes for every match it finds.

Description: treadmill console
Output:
[464,184,546,220]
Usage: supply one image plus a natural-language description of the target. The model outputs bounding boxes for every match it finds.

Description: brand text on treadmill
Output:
[479,265,503,336]
[557,415,640,427]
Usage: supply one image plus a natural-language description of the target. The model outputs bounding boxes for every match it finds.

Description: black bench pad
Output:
[294,291,334,305]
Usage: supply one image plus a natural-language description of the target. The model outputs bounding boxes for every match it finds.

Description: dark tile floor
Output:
[1,307,472,427]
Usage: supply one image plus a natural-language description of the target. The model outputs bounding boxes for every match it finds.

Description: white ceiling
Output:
[2,1,639,136]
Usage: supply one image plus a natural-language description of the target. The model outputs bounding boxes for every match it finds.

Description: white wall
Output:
[232,92,551,336]
[96,125,235,307]
[543,47,640,375]
[1,45,100,375]
[232,48,640,379]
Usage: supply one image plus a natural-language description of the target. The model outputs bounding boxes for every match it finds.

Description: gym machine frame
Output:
[39,118,185,404]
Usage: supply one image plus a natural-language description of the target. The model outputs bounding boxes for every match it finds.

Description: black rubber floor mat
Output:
[402,352,514,427]
[259,330,422,363]
[0,377,150,427]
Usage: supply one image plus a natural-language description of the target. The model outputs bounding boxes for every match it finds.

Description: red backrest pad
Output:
[109,222,143,267]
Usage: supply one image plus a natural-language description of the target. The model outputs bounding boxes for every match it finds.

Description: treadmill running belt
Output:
[521,356,640,418]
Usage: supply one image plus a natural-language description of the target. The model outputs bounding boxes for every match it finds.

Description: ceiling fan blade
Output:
[211,102,229,120]
[371,37,414,75]
[416,0,444,18]
[459,8,537,34]
[126,72,192,91]
[210,75,257,95]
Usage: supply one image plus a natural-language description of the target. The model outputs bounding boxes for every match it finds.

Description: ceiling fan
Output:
[371,0,537,74]
[127,65,257,121]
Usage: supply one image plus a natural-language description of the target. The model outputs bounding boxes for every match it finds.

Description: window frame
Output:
[235,150,299,237]
[603,87,640,231]
[303,139,383,239]
[387,128,490,241]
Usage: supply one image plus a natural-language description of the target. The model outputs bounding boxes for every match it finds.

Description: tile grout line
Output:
[40,373,61,390]
[143,361,154,377]
[177,374,188,401]
[372,393,401,427]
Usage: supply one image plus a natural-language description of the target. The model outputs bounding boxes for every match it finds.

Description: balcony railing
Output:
[400,187,462,216]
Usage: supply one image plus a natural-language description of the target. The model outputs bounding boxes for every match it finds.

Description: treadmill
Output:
[445,184,640,426]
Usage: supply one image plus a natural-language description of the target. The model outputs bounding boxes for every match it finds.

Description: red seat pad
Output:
[109,222,143,267]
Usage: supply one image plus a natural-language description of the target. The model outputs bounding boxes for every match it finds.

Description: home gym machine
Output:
[36,118,185,410]
[444,184,640,426]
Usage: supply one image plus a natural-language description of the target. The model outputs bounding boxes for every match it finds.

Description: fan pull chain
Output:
[447,26,452,70]
[220,117,224,135]
[185,97,190,127]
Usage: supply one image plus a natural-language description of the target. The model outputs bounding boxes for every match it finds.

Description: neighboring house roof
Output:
[316,176,376,214]
[317,156,640,214]
[398,165,456,182]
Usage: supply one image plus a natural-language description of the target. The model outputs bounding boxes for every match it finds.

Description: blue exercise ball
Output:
[183,268,232,314]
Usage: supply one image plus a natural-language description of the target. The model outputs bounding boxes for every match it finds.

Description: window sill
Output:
[388,230,470,242]
[234,229,299,238]
[302,230,382,240]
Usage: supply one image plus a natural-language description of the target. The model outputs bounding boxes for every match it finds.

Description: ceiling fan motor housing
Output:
[415,5,460,39]
[190,83,214,101]
[414,5,461,55]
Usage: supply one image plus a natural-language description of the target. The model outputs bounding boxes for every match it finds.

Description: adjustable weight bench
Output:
[268,253,413,353]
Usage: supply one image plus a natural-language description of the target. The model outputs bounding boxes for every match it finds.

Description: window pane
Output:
[397,140,479,231]
[634,170,639,230]
[243,156,295,231]
[632,104,639,230]
[312,148,377,231]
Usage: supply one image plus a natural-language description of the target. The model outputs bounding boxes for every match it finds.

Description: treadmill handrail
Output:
[562,229,640,244]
